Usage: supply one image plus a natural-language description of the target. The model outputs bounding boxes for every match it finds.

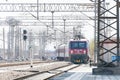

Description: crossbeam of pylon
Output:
[0,3,95,12]
[4,15,94,20]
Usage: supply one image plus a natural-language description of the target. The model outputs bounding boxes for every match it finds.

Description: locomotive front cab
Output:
[69,40,89,64]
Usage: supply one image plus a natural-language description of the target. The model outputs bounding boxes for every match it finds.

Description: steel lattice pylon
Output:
[97,0,119,67]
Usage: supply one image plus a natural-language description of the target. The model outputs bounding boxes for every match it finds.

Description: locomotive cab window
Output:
[70,41,87,49]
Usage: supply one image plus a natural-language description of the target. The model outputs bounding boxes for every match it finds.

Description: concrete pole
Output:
[47,25,49,36]
[37,0,39,20]
[63,19,66,60]
[19,28,22,61]
[39,32,41,59]
[3,28,5,60]
[11,26,15,61]
[94,0,97,64]
[7,26,11,60]
[54,30,57,59]
[42,32,46,59]
[51,11,54,28]
[90,0,98,64]
[15,26,20,60]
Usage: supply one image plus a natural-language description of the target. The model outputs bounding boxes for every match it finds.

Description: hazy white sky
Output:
[0,0,95,48]
[0,0,93,3]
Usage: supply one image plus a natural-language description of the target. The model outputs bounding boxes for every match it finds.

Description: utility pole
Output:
[46,25,49,36]
[37,0,39,20]
[3,28,5,60]
[54,30,57,59]
[7,26,10,60]
[29,31,33,67]
[15,26,20,60]
[51,11,54,28]
[73,27,75,39]
[90,0,98,64]
[94,0,97,65]
[11,26,15,61]
[63,19,66,61]
[43,32,46,59]
[39,32,46,60]
[19,28,22,61]
[39,32,41,60]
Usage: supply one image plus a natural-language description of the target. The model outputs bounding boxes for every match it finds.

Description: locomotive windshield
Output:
[69,41,87,49]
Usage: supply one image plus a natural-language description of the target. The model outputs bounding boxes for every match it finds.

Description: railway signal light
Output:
[23,30,27,40]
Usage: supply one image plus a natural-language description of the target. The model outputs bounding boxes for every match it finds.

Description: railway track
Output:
[14,64,80,80]
[0,61,70,80]
[44,64,80,80]
[0,60,54,67]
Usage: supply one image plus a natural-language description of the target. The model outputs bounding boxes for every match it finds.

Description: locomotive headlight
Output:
[83,50,86,54]
[70,50,73,54]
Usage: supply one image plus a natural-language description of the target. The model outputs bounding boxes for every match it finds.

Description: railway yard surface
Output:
[49,64,120,80]
[0,61,70,80]
[0,61,120,80]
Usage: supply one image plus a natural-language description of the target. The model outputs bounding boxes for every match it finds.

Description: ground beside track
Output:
[49,64,120,80]
[0,61,70,80]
